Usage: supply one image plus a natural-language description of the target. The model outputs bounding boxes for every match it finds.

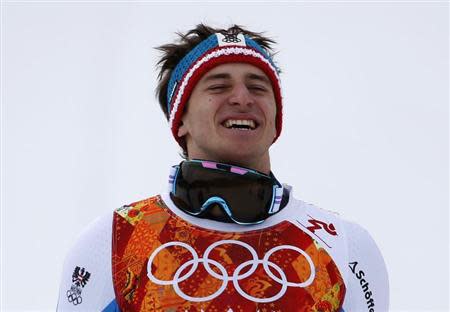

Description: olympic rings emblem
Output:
[66,289,82,305]
[222,34,241,43]
[147,240,316,303]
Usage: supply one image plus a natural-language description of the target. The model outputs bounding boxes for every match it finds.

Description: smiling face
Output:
[177,63,277,174]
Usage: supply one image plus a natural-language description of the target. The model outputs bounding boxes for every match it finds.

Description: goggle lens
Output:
[169,160,283,224]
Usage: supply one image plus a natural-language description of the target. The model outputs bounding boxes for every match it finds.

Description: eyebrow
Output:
[246,73,271,85]
[202,72,271,85]
[202,72,231,82]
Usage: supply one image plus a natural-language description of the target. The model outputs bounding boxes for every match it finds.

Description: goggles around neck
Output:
[168,160,284,225]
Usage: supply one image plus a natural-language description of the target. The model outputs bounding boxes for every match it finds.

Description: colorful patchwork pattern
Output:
[112,196,346,312]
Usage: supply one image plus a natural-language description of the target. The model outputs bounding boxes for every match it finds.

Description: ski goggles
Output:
[168,160,284,225]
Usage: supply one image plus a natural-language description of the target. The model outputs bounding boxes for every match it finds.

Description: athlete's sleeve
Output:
[341,221,389,312]
[56,211,117,311]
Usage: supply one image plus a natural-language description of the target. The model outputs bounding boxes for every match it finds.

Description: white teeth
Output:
[223,119,256,129]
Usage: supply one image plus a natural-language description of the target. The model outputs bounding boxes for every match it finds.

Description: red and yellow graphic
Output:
[112,196,346,312]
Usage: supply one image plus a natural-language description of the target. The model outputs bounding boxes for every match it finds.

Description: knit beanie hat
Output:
[167,32,282,146]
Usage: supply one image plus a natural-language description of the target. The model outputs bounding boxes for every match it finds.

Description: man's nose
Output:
[228,84,254,107]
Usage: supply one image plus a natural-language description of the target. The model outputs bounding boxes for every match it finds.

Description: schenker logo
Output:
[349,261,376,311]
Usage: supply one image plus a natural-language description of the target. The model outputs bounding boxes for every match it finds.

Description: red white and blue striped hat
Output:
[167,32,283,146]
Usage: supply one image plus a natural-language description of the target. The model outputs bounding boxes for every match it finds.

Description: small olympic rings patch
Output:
[66,266,90,305]
[222,33,241,43]
[66,288,82,305]
[147,239,316,303]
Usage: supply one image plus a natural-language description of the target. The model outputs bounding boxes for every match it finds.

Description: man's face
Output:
[177,63,277,168]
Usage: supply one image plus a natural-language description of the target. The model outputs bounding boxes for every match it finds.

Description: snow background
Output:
[1,2,448,311]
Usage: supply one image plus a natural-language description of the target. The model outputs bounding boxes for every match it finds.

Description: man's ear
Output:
[177,120,188,138]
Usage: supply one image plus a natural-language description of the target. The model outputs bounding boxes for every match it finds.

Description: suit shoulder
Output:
[57,211,115,311]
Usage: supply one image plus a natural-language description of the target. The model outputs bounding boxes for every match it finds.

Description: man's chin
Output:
[211,149,264,167]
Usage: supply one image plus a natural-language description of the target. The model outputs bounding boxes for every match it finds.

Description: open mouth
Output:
[222,119,258,131]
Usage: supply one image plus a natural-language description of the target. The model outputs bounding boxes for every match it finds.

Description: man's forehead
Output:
[201,63,270,83]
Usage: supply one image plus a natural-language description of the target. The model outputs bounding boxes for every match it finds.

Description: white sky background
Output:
[1,1,448,311]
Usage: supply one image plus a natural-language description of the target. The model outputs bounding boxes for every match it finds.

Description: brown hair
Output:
[154,23,279,157]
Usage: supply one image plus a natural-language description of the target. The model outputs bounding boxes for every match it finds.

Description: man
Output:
[57,24,389,312]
